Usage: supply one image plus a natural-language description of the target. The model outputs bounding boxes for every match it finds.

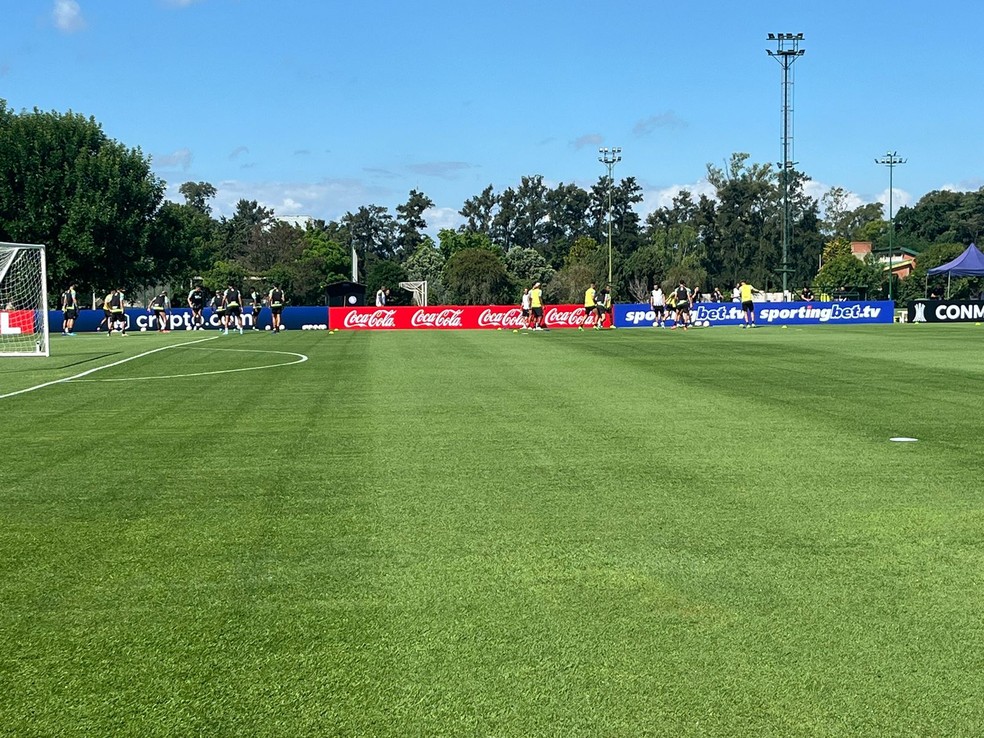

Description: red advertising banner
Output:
[329,305,601,330]
[0,310,36,335]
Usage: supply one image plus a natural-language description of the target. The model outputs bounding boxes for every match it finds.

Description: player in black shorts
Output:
[149,289,170,333]
[268,284,286,333]
[223,283,243,335]
[60,284,78,335]
[672,281,691,330]
[210,290,226,331]
[187,284,206,330]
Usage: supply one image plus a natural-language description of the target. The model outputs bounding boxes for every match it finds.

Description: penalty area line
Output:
[0,335,221,400]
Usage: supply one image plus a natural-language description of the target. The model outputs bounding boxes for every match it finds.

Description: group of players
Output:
[648,281,699,330]
[59,283,287,335]
[517,278,763,333]
[648,280,764,329]
[518,281,614,332]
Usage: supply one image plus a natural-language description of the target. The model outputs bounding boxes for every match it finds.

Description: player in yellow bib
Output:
[738,281,763,328]
[530,282,545,330]
[578,282,599,331]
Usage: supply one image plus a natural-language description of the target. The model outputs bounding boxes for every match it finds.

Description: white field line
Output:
[70,347,308,382]
[0,335,224,399]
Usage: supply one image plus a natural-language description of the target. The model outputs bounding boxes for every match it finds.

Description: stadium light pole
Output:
[875,151,906,302]
[598,147,622,286]
[767,33,805,297]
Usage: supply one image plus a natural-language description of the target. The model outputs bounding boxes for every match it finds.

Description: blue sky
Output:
[3,0,983,233]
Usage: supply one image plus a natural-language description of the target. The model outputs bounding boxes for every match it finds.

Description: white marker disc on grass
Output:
[889,437,919,442]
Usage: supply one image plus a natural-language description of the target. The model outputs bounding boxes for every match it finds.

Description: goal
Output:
[0,243,49,357]
[399,280,428,306]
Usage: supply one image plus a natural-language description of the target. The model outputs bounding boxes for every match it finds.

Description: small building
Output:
[851,241,918,279]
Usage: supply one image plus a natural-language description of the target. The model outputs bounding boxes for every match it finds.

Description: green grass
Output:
[2,325,983,736]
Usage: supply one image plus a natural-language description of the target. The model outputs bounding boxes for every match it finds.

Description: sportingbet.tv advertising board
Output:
[615,300,894,328]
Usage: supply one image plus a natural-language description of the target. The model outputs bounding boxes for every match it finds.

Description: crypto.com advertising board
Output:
[615,301,894,328]
[47,307,330,333]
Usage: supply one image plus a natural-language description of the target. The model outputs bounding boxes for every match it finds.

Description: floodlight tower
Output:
[598,147,622,286]
[875,151,906,301]
[767,33,805,297]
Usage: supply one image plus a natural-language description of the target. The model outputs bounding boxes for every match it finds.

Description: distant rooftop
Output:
[275,215,314,229]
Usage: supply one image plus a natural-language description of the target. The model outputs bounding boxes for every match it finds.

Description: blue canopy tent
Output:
[926,243,984,297]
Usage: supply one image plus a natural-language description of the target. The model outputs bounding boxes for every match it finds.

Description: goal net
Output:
[399,280,428,306]
[0,243,49,357]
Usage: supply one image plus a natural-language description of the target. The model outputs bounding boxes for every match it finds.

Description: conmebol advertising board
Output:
[906,300,984,323]
[615,301,893,328]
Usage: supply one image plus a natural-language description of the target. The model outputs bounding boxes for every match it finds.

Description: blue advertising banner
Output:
[615,301,894,328]
[50,307,329,333]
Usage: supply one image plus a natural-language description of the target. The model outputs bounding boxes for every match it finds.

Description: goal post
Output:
[0,243,49,357]
[399,280,428,306]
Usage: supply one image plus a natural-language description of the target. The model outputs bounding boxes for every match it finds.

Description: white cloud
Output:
[161,0,203,7]
[571,133,604,151]
[423,206,464,233]
[876,188,912,211]
[939,178,984,193]
[633,112,687,137]
[639,178,718,218]
[405,161,477,179]
[198,178,398,222]
[52,0,86,34]
[161,177,464,237]
[152,148,193,170]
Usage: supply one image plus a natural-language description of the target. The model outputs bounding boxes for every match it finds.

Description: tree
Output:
[548,262,596,304]
[178,181,217,215]
[366,260,408,305]
[505,247,555,288]
[437,228,499,260]
[511,175,550,251]
[395,189,434,257]
[405,239,447,304]
[242,220,304,274]
[459,185,498,237]
[215,199,274,261]
[343,205,397,268]
[284,227,350,305]
[0,102,168,292]
[145,201,213,285]
[705,153,780,289]
[820,186,882,240]
[813,238,883,298]
[542,182,591,266]
[443,248,512,305]
[491,187,519,252]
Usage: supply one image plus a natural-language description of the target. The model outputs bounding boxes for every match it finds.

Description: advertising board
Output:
[615,301,894,328]
[906,300,984,323]
[48,307,329,332]
[328,305,599,330]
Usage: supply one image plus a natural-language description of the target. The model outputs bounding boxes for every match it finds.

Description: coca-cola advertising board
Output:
[329,305,600,330]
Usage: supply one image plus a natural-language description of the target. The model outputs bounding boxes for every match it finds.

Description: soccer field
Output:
[1,325,983,737]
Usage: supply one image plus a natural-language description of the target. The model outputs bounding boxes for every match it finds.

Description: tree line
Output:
[2,101,983,306]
